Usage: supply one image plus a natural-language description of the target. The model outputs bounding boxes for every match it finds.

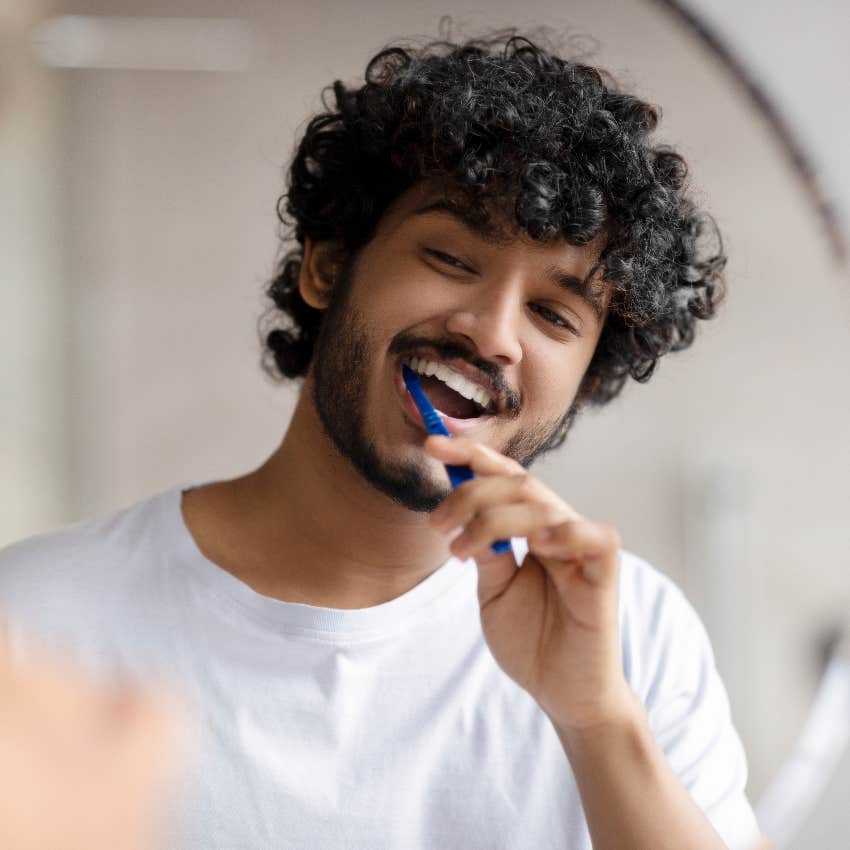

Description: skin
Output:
[0,626,185,850]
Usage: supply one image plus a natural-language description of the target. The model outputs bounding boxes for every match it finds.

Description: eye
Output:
[530,303,579,335]
[424,248,472,272]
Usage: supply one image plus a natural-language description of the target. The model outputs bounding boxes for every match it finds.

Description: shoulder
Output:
[615,549,717,704]
[617,547,705,642]
[0,489,175,615]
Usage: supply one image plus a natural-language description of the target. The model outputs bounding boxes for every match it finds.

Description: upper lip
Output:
[401,349,505,414]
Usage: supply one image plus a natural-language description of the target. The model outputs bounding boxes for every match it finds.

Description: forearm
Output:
[553,694,729,850]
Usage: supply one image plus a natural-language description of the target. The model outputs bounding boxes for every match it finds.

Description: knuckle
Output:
[507,457,527,474]
[473,509,499,537]
[474,442,495,460]
[546,504,570,526]
[472,509,493,533]
[586,520,620,550]
[462,515,484,541]
[604,523,622,550]
[515,476,537,499]
[452,478,478,504]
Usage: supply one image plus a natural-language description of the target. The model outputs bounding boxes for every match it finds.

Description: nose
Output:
[443,284,523,366]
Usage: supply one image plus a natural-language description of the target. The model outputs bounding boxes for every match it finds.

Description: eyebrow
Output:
[411,200,607,321]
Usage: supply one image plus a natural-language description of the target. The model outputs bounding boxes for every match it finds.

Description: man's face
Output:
[307,182,609,512]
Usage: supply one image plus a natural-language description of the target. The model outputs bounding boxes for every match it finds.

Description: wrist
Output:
[549,687,647,759]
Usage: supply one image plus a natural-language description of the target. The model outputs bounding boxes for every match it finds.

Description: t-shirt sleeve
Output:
[621,555,762,850]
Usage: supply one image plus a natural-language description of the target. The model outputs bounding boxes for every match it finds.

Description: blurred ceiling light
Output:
[30,15,258,72]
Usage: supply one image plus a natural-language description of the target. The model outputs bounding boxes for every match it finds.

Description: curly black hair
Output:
[260,29,725,426]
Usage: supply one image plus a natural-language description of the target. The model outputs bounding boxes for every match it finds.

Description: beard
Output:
[309,258,582,513]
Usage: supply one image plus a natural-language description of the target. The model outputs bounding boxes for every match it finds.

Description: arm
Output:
[554,696,729,850]
[425,435,761,850]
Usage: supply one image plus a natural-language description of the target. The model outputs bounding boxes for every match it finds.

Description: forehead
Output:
[378,181,611,318]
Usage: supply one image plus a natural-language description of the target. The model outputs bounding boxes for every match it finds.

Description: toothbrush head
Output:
[402,364,450,437]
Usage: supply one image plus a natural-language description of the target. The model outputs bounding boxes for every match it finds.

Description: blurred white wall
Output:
[0,0,70,539]
[679,0,850,251]
[2,1,849,846]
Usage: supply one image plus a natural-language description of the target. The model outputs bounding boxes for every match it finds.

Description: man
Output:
[0,32,767,849]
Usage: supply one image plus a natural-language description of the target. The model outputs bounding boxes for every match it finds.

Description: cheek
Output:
[354,253,449,329]
[522,345,593,415]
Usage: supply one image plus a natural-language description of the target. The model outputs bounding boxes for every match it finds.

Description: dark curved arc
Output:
[649,0,847,265]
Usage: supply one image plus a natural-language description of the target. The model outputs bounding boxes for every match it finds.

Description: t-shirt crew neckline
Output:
[165,483,477,642]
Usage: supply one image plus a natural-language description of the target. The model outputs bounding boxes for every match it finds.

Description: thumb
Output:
[472,544,518,607]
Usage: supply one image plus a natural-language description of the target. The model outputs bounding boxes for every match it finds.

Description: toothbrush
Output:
[402,364,512,555]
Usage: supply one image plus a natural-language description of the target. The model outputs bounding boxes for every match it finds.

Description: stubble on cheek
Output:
[500,400,580,469]
[309,292,454,513]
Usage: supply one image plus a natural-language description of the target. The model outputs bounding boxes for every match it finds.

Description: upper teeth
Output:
[405,357,494,412]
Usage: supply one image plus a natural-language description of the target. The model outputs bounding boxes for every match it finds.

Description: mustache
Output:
[389,332,520,414]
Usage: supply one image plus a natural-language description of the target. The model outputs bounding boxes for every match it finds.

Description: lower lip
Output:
[394,361,495,436]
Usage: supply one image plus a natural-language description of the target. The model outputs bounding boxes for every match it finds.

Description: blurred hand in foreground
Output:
[0,623,185,850]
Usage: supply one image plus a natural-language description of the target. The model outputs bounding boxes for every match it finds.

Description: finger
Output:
[429,474,531,534]
[1,649,105,735]
[80,685,186,850]
[451,500,573,561]
[528,519,622,588]
[103,683,185,787]
[99,681,189,847]
[424,435,526,478]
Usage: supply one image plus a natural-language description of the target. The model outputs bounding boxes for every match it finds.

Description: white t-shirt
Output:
[0,485,760,850]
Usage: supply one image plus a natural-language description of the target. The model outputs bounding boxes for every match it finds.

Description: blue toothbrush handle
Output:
[445,463,473,487]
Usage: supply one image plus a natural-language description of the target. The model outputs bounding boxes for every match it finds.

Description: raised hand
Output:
[425,434,633,732]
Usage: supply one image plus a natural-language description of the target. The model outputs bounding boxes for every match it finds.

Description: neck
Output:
[215,381,454,608]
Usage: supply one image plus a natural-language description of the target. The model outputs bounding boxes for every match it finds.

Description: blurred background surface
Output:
[1,1,849,847]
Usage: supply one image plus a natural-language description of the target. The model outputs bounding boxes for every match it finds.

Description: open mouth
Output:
[398,355,498,434]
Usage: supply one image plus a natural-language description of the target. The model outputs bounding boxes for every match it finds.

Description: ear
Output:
[298,239,341,310]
